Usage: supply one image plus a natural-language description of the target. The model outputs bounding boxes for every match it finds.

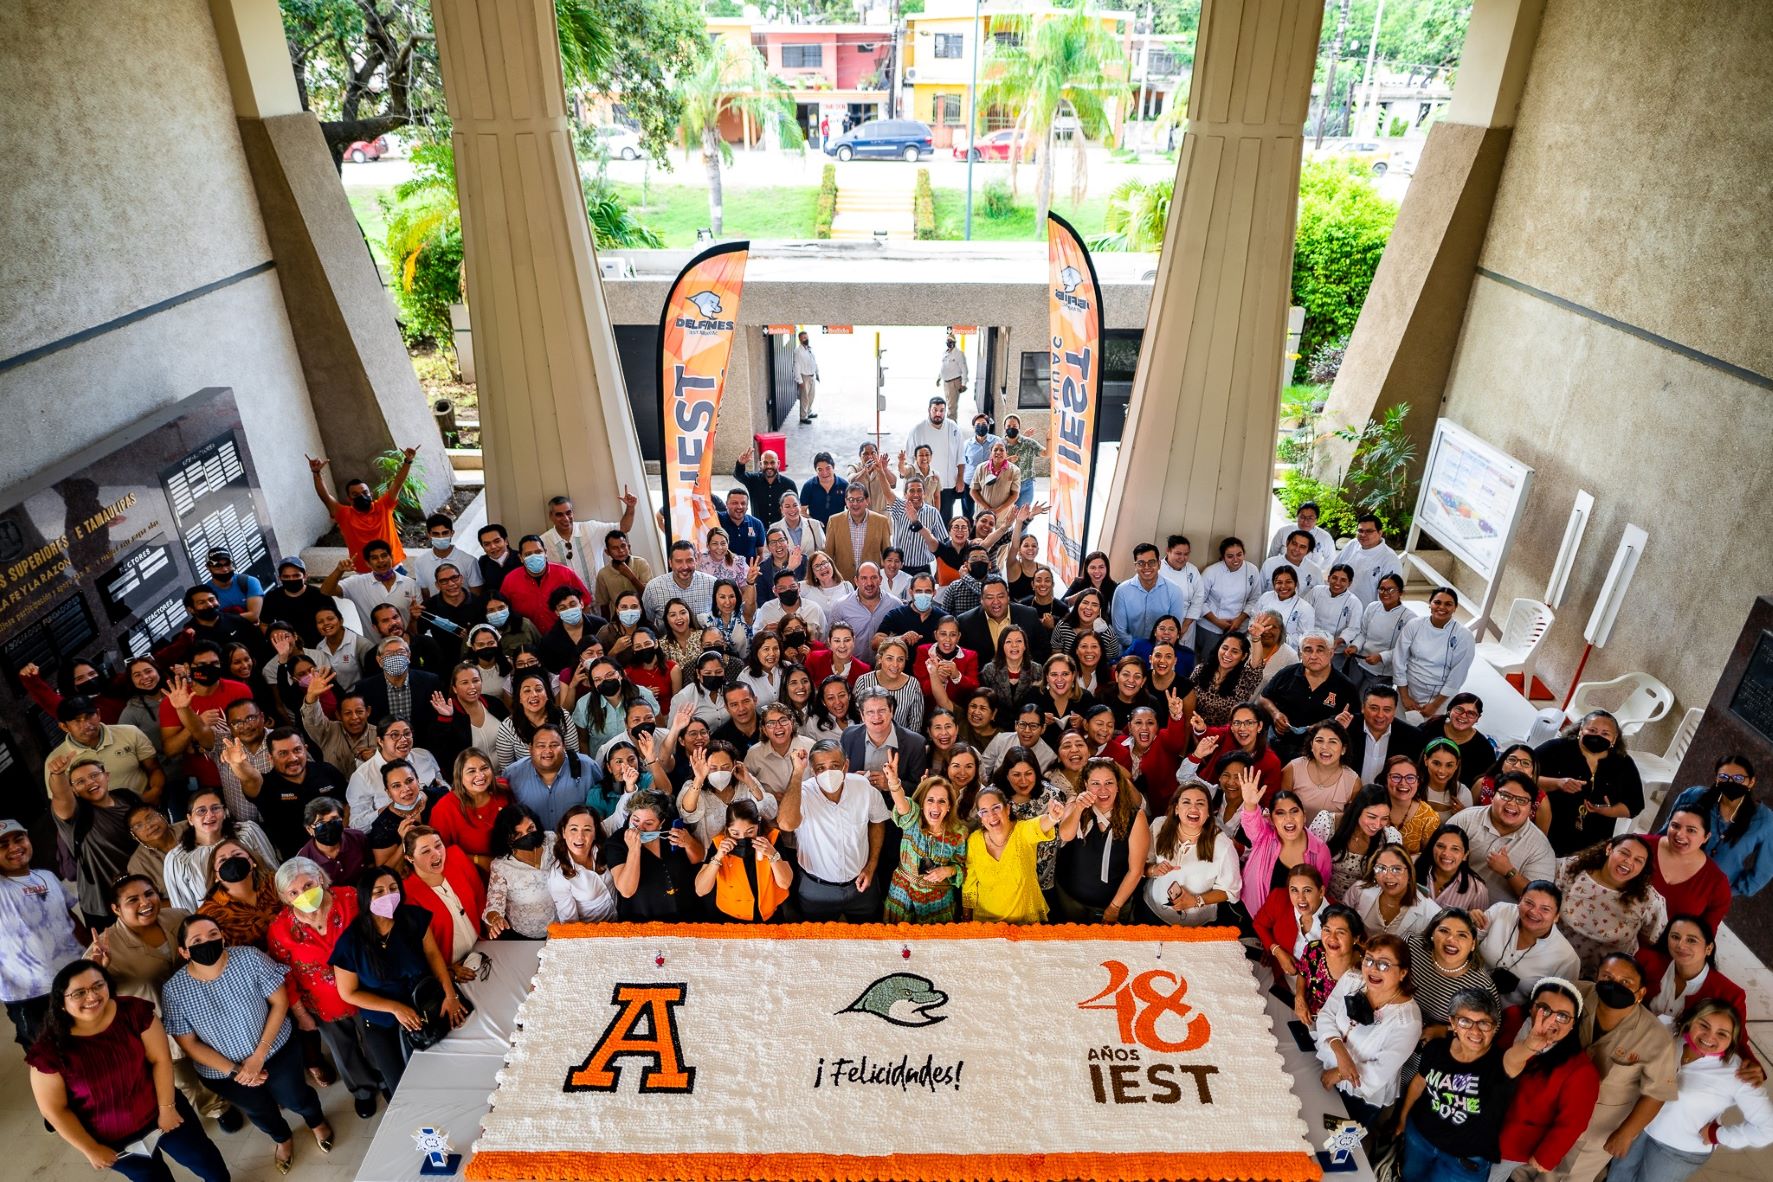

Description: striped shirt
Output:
[853,672,926,730]
[887,500,949,567]
[160,945,292,1078]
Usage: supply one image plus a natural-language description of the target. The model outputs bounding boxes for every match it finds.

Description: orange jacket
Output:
[709,829,791,922]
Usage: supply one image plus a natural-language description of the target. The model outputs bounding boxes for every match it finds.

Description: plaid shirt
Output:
[161,946,293,1078]
[384,675,414,723]
[212,727,273,824]
[938,574,984,617]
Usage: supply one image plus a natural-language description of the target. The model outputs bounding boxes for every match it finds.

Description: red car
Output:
[345,135,391,163]
[953,129,1028,161]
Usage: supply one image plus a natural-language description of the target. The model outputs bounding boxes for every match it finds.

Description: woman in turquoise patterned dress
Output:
[882,754,968,923]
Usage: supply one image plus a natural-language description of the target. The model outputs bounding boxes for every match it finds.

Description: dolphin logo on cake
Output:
[840,973,949,1028]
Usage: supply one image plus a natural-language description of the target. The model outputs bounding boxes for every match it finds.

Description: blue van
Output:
[823,119,935,162]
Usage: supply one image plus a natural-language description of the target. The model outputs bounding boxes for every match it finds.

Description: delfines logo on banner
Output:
[659,242,749,548]
[1047,214,1101,588]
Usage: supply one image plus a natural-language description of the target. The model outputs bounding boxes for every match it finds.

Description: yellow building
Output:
[903,0,1132,149]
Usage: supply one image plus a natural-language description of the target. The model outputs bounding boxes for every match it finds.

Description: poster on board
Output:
[1414,420,1533,581]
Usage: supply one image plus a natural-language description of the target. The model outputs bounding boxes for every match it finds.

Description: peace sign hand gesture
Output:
[745,557,761,586]
[1166,687,1186,721]
[220,737,249,770]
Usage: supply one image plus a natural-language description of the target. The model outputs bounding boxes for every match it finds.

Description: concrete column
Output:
[431,0,659,567]
[208,0,451,513]
[1100,0,1323,558]
[1317,0,1545,475]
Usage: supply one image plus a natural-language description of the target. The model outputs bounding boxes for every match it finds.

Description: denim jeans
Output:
[1608,1134,1712,1182]
[1401,1121,1490,1182]
[202,1039,324,1144]
[105,1095,230,1182]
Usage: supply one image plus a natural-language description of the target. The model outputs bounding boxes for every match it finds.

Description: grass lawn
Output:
[930,187,1110,242]
[607,183,820,247]
[345,185,396,268]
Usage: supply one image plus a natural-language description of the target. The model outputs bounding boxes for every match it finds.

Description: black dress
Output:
[1534,737,1643,856]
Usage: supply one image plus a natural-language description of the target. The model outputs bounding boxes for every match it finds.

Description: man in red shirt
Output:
[157,642,256,793]
[499,534,589,633]
[308,447,418,572]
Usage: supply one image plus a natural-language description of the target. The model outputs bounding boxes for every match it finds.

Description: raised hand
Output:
[883,750,901,791]
[1045,797,1067,824]
[165,676,195,712]
[306,454,329,474]
[401,445,419,461]
[1235,765,1262,803]
[431,690,454,718]
[620,484,638,510]
[219,737,248,770]
[672,699,694,731]
[305,666,335,703]
[634,729,656,761]
[333,557,354,576]
[745,556,761,586]
[790,746,809,781]
[272,631,296,660]
[19,662,39,680]
[1166,687,1186,720]
[46,751,75,780]
[739,448,754,467]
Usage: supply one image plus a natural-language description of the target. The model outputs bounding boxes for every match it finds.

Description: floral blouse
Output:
[1193,663,1265,728]
[485,842,561,940]
[1555,856,1668,975]
[1297,939,1352,1020]
[1008,783,1065,889]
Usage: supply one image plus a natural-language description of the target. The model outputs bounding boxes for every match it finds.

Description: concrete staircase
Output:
[828,161,916,241]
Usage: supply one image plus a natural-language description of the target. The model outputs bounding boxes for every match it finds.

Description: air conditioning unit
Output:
[904,68,918,82]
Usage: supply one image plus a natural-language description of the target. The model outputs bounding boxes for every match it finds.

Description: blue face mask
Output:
[913,592,933,612]
[430,535,453,551]
[618,608,642,628]
[522,553,548,576]
[485,608,510,628]
[559,607,584,627]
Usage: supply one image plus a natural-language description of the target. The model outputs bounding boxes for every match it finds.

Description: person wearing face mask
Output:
[261,556,332,647]
[779,741,890,921]
[499,534,593,633]
[668,650,734,731]
[754,570,826,638]
[1558,953,1681,1182]
[296,798,371,890]
[878,571,944,658]
[195,840,280,949]
[366,761,445,868]
[159,645,258,794]
[405,514,483,598]
[572,658,658,754]
[536,588,608,676]
[329,866,466,1095]
[356,637,443,742]
[411,563,485,667]
[321,541,422,636]
[935,542,992,617]
[1664,754,1773,900]
[265,857,387,1120]
[179,583,269,663]
[309,449,415,571]
[481,805,558,939]
[604,791,704,920]
[162,914,334,1171]
[695,798,792,923]
[1535,709,1642,856]
[679,741,778,847]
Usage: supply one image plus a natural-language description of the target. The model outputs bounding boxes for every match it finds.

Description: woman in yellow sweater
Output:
[962,786,1074,924]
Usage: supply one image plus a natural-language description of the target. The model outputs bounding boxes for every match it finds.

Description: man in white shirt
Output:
[1393,586,1476,722]
[1306,563,1362,646]
[345,720,443,825]
[1450,778,1557,902]
[1331,513,1400,606]
[1260,530,1326,596]
[1156,534,1204,649]
[777,739,887,921]
[322,542,421,631]
[903,397,965,520]
[542,489,639,590]
[1195,536,1261,663]
[792,330,821,423]
[405,514,483,596]
[936,333,970,415]
[1266,502,1336,564]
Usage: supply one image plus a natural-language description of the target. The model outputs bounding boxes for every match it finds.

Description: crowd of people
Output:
[6,442,1772,1182]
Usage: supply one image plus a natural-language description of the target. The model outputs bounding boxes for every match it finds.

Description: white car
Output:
[594,125,642,160]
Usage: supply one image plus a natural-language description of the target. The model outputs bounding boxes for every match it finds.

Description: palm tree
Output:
[981,7,1129,227]
[1091,177,1172,252]
[672,42,805,235]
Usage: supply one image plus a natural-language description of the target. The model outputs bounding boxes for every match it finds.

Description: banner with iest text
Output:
[466,924,1315,1182]
[658,242,749,547]
[1046,213,1103,587]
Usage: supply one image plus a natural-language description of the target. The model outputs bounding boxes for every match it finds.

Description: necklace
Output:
[1304,760,1341,789]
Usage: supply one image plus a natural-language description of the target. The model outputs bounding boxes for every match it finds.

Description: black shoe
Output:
[807,412,819,419]
[355,1094,378,1119]
[218,1105,246,1133]
[799,418,811,424]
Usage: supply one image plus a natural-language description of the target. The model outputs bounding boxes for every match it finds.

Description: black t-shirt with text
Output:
[1408,1035,1514,1163]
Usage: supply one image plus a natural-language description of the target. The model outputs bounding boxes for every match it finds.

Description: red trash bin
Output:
[753,432,787,469]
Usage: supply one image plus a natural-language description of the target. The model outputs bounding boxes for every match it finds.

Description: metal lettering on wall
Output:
[0,388,275,811]
[1728,631,1773,744]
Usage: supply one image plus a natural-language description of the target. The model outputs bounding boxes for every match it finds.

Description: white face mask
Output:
[706,769,733,789]
[816,769,846,793]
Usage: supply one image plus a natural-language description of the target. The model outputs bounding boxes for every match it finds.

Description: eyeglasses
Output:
[1372,865,1407,877]
[65,983,109,1004]
[1718,773,1749,784]
[1229,719,1260,730]
[1387,773,1419,785]
[1453,1015,1496,1033]
[191,805,226,819]
[1360,956,1396,973]
[1495,791,1535,807]
[1449,707,1480,720]
[1531,1003,1575,1027]
[1134,559,1159,569]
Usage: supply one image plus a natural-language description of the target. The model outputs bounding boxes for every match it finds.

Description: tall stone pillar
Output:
[1317,0,1545,475]
[1100,0,1323,559]
[431,0,660,568]
[208,0,450,509]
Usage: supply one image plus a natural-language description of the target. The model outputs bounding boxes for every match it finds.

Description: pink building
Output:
[751,23,892,144]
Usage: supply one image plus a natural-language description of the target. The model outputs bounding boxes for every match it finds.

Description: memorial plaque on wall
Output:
[1727,631,1773,743]
[0,387,276,818]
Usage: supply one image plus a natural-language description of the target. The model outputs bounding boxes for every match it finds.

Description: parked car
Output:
[593,124,643,160]
[823,119,934,162]
[1341,140,1394,176]
[952,128,1029,162]
[345,135,390,163]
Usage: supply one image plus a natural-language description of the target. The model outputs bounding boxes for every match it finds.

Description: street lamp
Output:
[963,0,982,240]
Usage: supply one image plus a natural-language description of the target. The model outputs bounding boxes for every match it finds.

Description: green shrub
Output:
[1335,405,1417,538]
[388,227,462,347]
[1290,160,1397,382]
[1306,335,1350,385]
[1277,469,1360,542]
[373,448,428,527]
[913,167,936,241]
[981,178,1014,220]
[814,163,837,239]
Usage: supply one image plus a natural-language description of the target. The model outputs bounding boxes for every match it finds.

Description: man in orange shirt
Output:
[308,447,419,572]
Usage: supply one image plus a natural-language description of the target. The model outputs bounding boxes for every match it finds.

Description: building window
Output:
[782,44,823,69]
[934,94,963,126]
[1017,351,1049,410]
[1146,48,1181,76]
[991,31,1023,48]
[933,33,964,59]
[983,104,1015,132]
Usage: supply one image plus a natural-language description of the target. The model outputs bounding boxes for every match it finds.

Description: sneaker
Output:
[354,1094,378,1119]
[217,1105,246,1133]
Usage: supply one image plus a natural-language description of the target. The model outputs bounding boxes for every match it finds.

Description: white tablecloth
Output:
[354,939,1373,1182]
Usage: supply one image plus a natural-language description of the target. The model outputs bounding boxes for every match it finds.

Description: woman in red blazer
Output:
[1496,978,1600,1175]
[400,826,487,968]
[1251,863,1327,981]
[1104,703,1195,816]
[1636,914,1757,1065]
[913,616,980,707]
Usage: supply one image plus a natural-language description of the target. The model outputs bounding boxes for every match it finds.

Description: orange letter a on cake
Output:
[565,983,695,1093]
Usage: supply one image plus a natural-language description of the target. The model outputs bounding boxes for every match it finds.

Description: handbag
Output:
[406,976,474,1052]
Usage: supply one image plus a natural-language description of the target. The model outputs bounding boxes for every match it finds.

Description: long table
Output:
[352,938,1373,1182]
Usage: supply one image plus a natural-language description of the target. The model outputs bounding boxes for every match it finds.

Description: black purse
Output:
[1343,988,1376,1025]
[406,976,474,1052]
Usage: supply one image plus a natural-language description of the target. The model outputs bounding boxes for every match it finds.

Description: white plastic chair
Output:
[1475,598,1555,683]
[1629,707,1703,798]
[1563,671,1674,739]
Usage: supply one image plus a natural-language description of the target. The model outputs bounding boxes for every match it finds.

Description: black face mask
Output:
[279,579,305,595]
[1717,780,1750,800]
[1580,733,1612,754]
[511,830,545,852]
[628,648,658,665]
[187,940,226,967]
[968,561,989,580]
[700,674,725,693]
[216,855,252,883]
[192,607,220,623]
[1593,978,1637,1010]
[351,493,374,512]
[1343,990,1376,1025]
[189,665,221,685]
[596,678,623,698]
[782,632,807,650]
[777,589,800,608]
[630,725,653,743]
[475,649,499,664]
[1006,426,1019,439]
[311,819,344,846]
[974,423,988,437]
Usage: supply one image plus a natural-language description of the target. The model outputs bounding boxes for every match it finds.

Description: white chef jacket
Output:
[1349,600,1408,660]
[1158,560,1204,645]
[1392,615,1476,702]
[1268,523,1336,563]
[1198,561,1261,627]
[1260,552,1326,597]
[1306,585,1363,642]
[1332,538,1401,605]
[1254,591,1316,648]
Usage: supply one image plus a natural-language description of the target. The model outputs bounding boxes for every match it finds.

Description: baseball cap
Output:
[56,695,101,722]
[205,548,232,565]
[277,556,307,573]
[0,820,25,840]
